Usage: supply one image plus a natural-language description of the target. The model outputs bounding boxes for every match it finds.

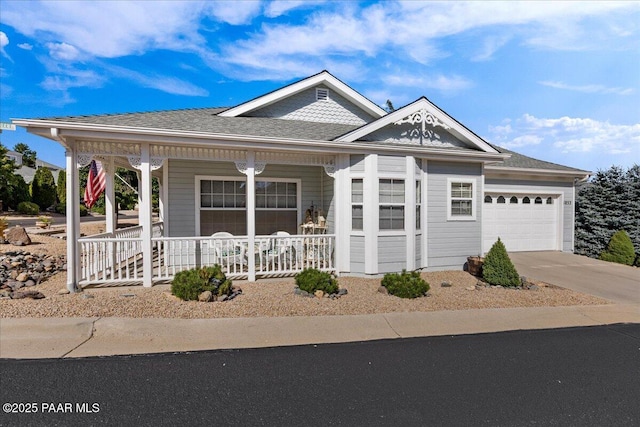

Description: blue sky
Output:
[1,0,638,173]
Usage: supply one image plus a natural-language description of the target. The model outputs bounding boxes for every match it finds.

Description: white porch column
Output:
[104,157,116,234]
[245,152,256,282]
[405,156,416,271]
[332,154,350,274]
[364,154,378,275]
[65,145,81,292]
[140,143,153,287]
[159,160,169,234]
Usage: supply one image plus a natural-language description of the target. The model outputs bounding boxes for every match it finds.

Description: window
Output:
[379,179,404,230]
[448,179,476,220]
[351,179,363,231]
[416,180,421,230]
[523,197,531,204]
[546,197,554,205]
[198,178,298,235]
[534,197,543,204]
[484,195,493,203]
[497,196,506,204]
[510,196,518,204]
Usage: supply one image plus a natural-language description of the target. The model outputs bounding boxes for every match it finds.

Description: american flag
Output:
[84,160,106,208]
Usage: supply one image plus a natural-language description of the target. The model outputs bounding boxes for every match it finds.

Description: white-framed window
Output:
[351,178,363,231]
[447,178,476,220]
[416,180,421,230]
[197,177,299,236]
[379,178,405,230]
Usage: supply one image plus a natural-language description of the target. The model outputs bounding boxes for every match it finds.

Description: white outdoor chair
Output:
[210,232,246,269]
[263,231,295,270]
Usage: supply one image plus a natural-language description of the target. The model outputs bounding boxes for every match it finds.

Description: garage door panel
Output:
[484,194,558,253]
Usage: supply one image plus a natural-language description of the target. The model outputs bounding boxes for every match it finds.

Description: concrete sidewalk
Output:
[2,303,638,359]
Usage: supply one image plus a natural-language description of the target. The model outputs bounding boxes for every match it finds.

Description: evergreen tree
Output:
[482,238,521,287]
[30,167,57,209]
[56,170,66,204]
[600,230,635,265]
[13,142,37,168]
[1,142,31,209]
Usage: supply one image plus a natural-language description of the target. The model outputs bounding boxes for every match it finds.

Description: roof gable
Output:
[219,70,387,120]
[337,97,499,153]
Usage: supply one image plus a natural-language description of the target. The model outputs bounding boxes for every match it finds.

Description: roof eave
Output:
[485,165,591,179]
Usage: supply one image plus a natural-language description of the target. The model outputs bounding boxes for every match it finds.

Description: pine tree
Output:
[30,167,57,209]
[600,230,635,265]
[482,238,521,287]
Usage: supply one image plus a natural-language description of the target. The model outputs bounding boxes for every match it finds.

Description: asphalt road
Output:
[1,324,638,426]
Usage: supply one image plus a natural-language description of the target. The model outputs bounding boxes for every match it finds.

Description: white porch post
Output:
[333,154,350,274]
[104,157,116,234]
[65,145,81,292]
[364,154,378,275]
[246,152,256,282]
[140,143,153,287]
[159,160,169,234]
[405,156,416,271]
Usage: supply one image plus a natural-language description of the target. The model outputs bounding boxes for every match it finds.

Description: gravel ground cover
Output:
[1,223,610,319]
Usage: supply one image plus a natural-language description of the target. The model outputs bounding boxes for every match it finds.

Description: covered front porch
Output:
[66,140,348,289]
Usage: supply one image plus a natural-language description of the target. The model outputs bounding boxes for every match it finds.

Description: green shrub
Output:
[30,167,57,210]
[295,268,339,295]
[600,230,635,266]
[17,201,40,215]
[54,203,88,216]
[381,270,430,299]
[56,171,66,204]
[482,238,520,287]
[171,265,232,301]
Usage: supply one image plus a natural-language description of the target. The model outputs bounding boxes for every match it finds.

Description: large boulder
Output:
[5,226,31,246]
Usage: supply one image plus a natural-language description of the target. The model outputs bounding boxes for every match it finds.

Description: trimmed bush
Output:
[17,201,40,215]
[482,238,520,287]
[600,230,635,266]
[54,203,88,216]
[295,268,339,295]
[171,265,233,301]
[30,167,57,210]
[381,270,430,299]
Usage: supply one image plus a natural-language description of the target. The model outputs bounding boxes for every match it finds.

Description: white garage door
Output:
[483,194,560,253]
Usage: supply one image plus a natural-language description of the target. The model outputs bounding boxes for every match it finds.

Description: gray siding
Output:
[427,161,483,270]
[168,159,324,237]
[247,85,375,126]
[350,154,365,173]
[350,235,365,273]
[377,155,406,174]
[485,178,574,251]
[415,234,422,267]
[378,235,407,273]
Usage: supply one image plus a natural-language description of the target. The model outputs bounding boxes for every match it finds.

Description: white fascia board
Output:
[14,119,510,162]
[218,71,387,118]
[485,165,591,180]
[337,97,499,154]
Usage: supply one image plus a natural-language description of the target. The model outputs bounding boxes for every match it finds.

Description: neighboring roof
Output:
[219,70,387,119]
[35,108,359,141]
[487,146,590,175]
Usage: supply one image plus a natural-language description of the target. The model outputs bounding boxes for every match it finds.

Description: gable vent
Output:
[316,88,329,101]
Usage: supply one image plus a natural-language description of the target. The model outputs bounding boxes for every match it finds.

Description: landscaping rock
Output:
[465,286,476,291]
[198,291,213,302]
[441,281,452,287]
[16,272,29,282]
[378,286,388,295]
[82,293,94,299]
[12,290,45,299]
[58,288,70,295]
[338,288,348,296]
[314,290,324,298]
[218,295,228,302]
[528,284,540,291]
[5,226,31,246]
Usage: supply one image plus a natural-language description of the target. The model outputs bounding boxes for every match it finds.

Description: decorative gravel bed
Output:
[0,230,611,319]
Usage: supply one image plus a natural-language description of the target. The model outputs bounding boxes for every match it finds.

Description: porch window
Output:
[447,178,476,220]
[379,179,404,230]
[351,179,363,231]
[198,178,298,236]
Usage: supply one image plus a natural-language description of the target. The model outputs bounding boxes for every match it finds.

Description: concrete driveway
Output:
[510,251,640,304]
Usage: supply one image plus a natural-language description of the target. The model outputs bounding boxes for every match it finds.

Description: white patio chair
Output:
[263,231,295,270]
[210,232,246,269]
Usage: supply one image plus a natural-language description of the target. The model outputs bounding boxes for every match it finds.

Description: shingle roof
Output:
[490,145,589,173]
[41,108,359,141]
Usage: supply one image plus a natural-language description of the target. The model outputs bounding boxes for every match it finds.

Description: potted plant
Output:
[467,255,484,277]
[35,215,53,229]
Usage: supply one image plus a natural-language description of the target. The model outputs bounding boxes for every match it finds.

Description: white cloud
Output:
[487,113,640,156]
[105,65,209,97]
[472,34,511,61]
[264,1,325,18]
[383,73,473,94]
[0,31,11,61]
[46,42,80,61]
[539,81,634,95]
[17,43,33,50]
[204,1,261,25]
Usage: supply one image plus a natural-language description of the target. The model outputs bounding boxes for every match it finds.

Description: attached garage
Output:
[483,193,561,253]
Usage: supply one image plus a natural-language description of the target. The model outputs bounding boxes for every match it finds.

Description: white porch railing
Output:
[78,231,334,285]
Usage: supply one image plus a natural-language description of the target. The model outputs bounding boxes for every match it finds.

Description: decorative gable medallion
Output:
[394,108,450,141]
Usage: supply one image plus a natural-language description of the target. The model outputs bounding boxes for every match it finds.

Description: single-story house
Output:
[4,150,64,184]
[13,71,589,291]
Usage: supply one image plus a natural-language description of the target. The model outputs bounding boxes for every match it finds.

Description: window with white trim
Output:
[351,179,363,231]
[198,178,298,235]
[379,179,405,230]
[447,179,476,220]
